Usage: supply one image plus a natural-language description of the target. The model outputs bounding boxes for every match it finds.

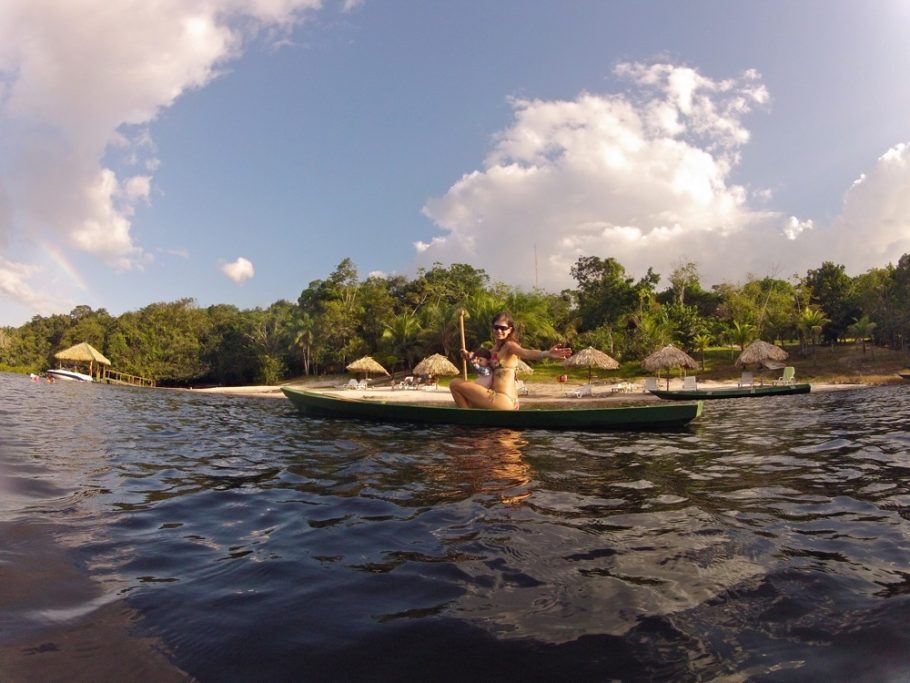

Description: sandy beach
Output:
[190,377,866,404]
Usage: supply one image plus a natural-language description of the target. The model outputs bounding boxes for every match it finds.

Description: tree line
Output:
[2,254,909,386]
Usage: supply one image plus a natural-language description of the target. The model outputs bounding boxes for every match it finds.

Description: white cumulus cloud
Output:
[0,0,320,310]
[418,62,781,289]
[822,143,910,271]
[221,257,255,284]
[417,63,910,289]
[0,256,66,315]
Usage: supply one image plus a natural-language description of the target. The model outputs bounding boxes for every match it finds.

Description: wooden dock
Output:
[100,368,156,387]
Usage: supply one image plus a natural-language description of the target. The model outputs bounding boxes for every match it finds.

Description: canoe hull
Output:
[281,387,703,430]
[650,383,811,401]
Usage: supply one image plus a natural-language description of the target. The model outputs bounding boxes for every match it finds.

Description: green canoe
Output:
[281,387,703,430]
[650,383,811,401]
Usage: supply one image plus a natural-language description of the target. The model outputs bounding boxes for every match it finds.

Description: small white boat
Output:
[46,368,94,382]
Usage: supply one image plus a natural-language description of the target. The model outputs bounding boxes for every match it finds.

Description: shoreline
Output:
[188,377,874,404]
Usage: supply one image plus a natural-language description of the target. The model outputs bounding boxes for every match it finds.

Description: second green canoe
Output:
[650,383,811,400]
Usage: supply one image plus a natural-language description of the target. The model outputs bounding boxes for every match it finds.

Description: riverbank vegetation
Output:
[2,254,909,386]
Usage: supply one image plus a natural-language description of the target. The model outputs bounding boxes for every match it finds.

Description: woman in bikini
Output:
[449,312,572,410]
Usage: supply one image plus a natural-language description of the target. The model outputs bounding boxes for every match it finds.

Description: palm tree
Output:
[731,320,756,350]
[692,332,712,371]
[461,293,503,349]
[382,314,423,371]
[799,307,830,362]
[417,302,461,358]
[501,290,560,347]
[848,315,877,356]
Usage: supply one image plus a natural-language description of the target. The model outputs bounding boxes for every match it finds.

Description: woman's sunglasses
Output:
[492,324,511,332]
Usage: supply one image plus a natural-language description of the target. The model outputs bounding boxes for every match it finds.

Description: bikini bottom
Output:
[486,388,520,410]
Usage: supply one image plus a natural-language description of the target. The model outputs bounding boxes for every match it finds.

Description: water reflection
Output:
[440,429,532,505]
[4,373,910,680]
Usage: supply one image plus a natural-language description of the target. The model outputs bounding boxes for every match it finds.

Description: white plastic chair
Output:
[342,378,358,390]
[773,366,795,385]
[565,383,593,398]
[738,372,753,387]
[643,377,659,392]
[516,379,529,396]
[682,376,697,391]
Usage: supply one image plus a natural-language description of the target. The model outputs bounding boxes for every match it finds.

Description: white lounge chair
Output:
[738,372,754,387]
[341,378,358,390]
[643,377,659,392]
[565,383,593,398]
[682,376,697,391]
[516,379,529,396]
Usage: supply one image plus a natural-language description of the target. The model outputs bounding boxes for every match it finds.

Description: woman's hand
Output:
[549,345,572,359]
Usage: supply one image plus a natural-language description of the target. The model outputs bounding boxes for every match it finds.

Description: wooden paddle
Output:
[459,308,468,380]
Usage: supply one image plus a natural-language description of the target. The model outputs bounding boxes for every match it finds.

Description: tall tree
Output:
[666,262,701,306]
[246,301,296,385]
[202,304,257,385]
[804,262,859,343]
[570,256,639,331]
[291,312,317,376]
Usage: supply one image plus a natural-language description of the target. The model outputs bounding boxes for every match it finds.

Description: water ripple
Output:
[4,374,910,680]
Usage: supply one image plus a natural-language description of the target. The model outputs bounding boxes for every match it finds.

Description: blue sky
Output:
[2,0,910,326]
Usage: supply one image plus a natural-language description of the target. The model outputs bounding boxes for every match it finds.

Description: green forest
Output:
[2,254,910,386]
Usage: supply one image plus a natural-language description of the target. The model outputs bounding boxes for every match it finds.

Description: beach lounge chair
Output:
[738,372,754,387]
[773,366,795,385]
[401,376,416,389]
[682,376,697,391]
[516,379,529,396]
[643,377,659,392]
[342,378,358,390]
[565,383,593,398]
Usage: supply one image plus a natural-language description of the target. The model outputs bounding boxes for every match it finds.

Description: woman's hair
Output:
[491,311,519,343]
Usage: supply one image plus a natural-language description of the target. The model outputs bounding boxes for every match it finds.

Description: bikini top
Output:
[489,351,518,377]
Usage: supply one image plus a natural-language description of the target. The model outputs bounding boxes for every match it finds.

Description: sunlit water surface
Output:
[2,372,910,681]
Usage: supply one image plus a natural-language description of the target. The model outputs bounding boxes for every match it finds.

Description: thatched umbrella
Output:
[563,346,619,381]
[346,356,389,380]
[54,342,111,380]
[735,340,788,369]
[413,353,459,378]
[642,344,698,389]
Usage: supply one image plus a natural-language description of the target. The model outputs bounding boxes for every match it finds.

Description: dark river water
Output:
[2,372,910,681]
